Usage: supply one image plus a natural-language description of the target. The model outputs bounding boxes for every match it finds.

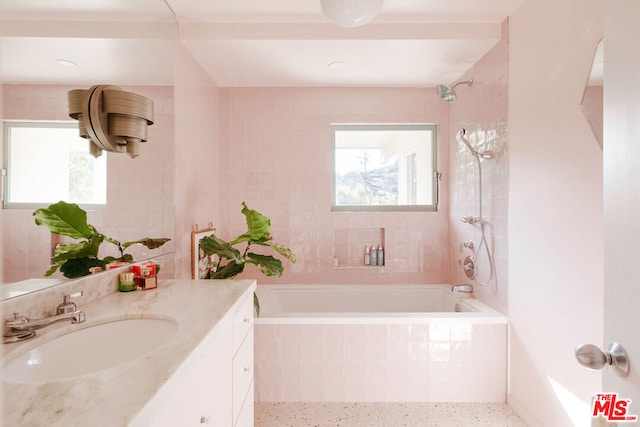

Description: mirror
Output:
[0,15,177,299]
[581,38,603,149]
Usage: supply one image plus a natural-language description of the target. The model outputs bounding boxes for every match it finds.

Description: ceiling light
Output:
[320,0,384,28]
[56,59,78,68]
[328,61,347,70]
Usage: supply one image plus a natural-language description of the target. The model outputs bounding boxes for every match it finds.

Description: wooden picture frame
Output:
[191,227,215,279]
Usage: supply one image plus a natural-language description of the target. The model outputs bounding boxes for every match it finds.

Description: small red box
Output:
[133,262,156,277]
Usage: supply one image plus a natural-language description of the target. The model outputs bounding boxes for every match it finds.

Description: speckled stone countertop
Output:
[1,279,256,427]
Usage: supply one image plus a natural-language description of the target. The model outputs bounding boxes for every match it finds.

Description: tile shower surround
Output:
[448,20,510,314]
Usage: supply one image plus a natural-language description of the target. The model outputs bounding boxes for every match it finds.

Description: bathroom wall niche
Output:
[333,227,385,268]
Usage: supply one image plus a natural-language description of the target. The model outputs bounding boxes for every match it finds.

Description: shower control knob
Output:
[575,342,630,378]
[463,256,475,279]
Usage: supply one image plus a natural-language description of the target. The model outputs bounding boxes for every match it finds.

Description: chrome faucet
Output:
[4,292,86,342]
[451,284,474,294]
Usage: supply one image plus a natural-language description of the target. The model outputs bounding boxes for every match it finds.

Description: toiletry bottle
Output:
[364,245,371,265]
[119,272,136,292]
[370,243,378,266]
[377,244,384,266]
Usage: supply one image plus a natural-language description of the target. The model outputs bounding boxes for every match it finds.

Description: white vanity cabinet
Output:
[231,289,254,427]
[134,285,255,427]
[145,316,234,426]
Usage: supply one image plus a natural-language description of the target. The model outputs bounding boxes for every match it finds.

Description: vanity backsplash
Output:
[1,252,175,323]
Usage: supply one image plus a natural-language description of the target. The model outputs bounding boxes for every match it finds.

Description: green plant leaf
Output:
[196,202,295,318]
[246,253,284,277]
[201,235,243,262]
[232,201,272,243]
[59,257,106,278]
[100,253,132,264]
[52,235,104,262]
[254,241,297,264]
[53,241,88,256]
[33,200,170,278]
[102,256,117,264]
[33,201,93,239]
[44,264,60,277]
[122,238,171,250]
[210,261,245,279]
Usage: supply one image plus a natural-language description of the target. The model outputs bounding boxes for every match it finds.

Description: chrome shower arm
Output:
[451,78,473,90]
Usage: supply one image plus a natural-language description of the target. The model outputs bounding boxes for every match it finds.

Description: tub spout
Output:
[452,284,473,294]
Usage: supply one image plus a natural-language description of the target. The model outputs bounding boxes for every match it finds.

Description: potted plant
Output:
[33,201,170,278]
[199,202,296,316]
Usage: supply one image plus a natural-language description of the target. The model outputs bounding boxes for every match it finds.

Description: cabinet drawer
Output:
[232,291,253,352]
[232,327,254,424]
[234,382,254,427]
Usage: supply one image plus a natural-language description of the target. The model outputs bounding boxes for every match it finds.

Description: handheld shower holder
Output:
[457,128,496,159]
[460,216,481,225]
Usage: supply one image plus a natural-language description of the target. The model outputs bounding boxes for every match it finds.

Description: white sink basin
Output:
[5,318,179,383]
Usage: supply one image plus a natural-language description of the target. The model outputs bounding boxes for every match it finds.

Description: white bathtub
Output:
[256,284,505,322]
[254,284,507,402]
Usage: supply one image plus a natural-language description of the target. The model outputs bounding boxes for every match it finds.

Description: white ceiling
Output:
[0,0,524,87]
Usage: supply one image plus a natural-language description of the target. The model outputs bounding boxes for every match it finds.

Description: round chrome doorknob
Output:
[575,342,630,378]
[575,344,608,369]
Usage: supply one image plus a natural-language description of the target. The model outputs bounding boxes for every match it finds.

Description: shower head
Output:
[436,78,473,103]
[457,128,495,159]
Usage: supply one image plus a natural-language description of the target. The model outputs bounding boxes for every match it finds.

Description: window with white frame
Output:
[331,123,438,211]
[2,121,107,209]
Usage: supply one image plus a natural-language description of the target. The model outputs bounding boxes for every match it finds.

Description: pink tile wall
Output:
[173,44,225,279]
[1,84,175,283]
[448,21,510,313]
[255,322,506,402]
[220,87,450,285]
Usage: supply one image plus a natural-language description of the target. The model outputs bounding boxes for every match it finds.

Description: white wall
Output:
[508,0,604,425]
[603,0,640,405]
[173,43,225,279]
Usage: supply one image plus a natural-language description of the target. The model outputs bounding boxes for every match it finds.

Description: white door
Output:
[601,0,640,422]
